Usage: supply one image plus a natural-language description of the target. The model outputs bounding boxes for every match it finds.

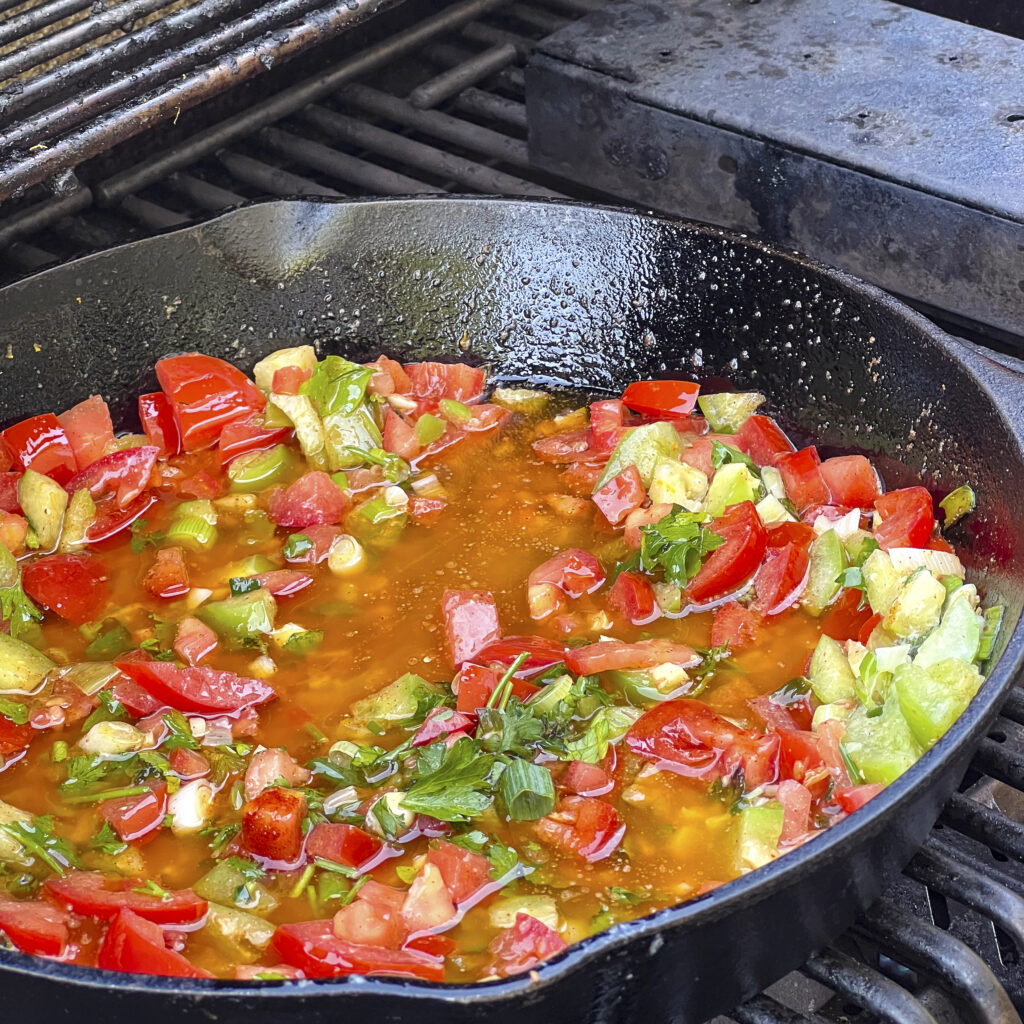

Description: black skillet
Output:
[0,197,1021,1024]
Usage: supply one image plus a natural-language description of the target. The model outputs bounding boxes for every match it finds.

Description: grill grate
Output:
[0,2,1022,1021]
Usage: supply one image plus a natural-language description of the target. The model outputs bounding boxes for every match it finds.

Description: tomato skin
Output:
[173,616,217,666]
[272,920,444,981]
[487,912,567,978]
[589,400,627,452]
[471,635,568,676]
[873,486,935,550]
[45,872,207,924]
[441,588,502,668]
[528,548,606,619]
[425,841,495,905]
[709,601,760,649]
[821,587,873,642]
[626,699,779,789]
[562,760,614,797]
[138,392,181,458]
[267,471,348,529]
[751,542,809,615]
[734,414,795,466]
[411,707,476,747]
[592,465,647,525]
[113,659,275,714]
[271,366,313,395]
[0,714,33,758]
[536,795,624,862]
[98,908,212,978]
[835,783,884,813]
[143,546,190,600]
[218,415,291,467]
[58,395,115,470]
[404,362,484,404]
[23,553,109,626]
[66,446,158,510]
[242,787,307,866]
[168,747,210,780]
[774,446,829,511]
[687,500,767,605]
[365,356,412,397]
[820,455,881,507]
[100,783,167,844]
[2,413,77,485]
[0,472,21,514]
[156,353,265,452]
[607,570,659,625]
[0,894,71,957]
[621,379,700,418]
[306,824,386,873]
[766,520,816,551]
[381,410,420,461]
[87,492,157,545]
[566,638,699,676]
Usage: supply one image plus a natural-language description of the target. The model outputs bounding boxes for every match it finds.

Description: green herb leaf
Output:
[485,839,521,881]
[710,440,761,476]
[0,816,78,875]
[300,355,374,418]
[161,710,199,751]
[283,630,324,655]
[0,577,43,641]
[0,696,29,726]
[638,506,724,586]
[402,737,498,822]
[282,534,313,560]
[90,821,128,856]
[131,878,172,900]
[229,577,262,596]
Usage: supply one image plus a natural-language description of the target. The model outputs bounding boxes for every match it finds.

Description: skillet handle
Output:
[946,336,1024,427]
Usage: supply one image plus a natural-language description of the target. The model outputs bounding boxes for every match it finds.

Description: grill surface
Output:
[0,1,1022,1021]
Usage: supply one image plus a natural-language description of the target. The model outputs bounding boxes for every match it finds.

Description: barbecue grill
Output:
[1,1,1023,1021]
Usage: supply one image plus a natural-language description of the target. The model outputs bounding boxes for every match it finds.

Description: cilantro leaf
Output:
[90,821,128,856]
[300,356,374,418]
[0,577,43,641]
[161,710,199,752]
[638,506,724,586]
[1,815,78,875]
[485,839,521,881]
[129,519,165,555]
[401,738,498,822]
[710,440,761,476]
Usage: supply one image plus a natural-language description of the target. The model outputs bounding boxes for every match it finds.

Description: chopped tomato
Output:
[623,501,673,549]
[425,841,494,904]
[306,823,385,873]
[0,894,70,958]
[402,863,457,933]
[678,436,715,478]
[412,707,476,747]
[66,446,158,510]
[532,430,605,464]
[621,379,700,418]
[0,441,10,474]
[455,663,538,712]
[747,695,801,734]
[469,635,569,676]
[138,392,181,459]
[173,616,217,666]
[218,415,291,466]
[408,496,447,525]
[607,570,658,625]
[252,570,314,598]
[873,486,935,550]
[835,783,884,813]
[821,587,873,642]
[859,612,883,645]
[527,548,605,619]
[242,787,306,866]
[928,536,956,554]
[774,446,829,511]
[441,589,502,668]
[98,908,212,978]
[267,471,348,529]
[58,395,115,469]
[777,779,813,844]
[168,747,210,780]
[801,503,856,528]
[282,524,342,565]
[0,472,20,514]
[271,365,313,395]
[734,414,795,466]
[156,353,266,452]
[0,714,33,758]
[87,492,157,545]
[462,403,510,433]
[487,912,567,978]
[243,748,311,803]
[365,355,411,397]
[777,730,825,783]
[2,413,77,484]
[566,638,699,676]
[272,920,444,981]
[113,659,275,715]
[45,872,207,924]
[100,783,167,845]
[536,795,624,862]
[626,699,779,789]
[143,546,189,600]
[562,760,613,797]
[334,881,406,949]
[110,674,164,717]
[751,542,809,615]
[709,601,760,650]
[0,511,27,555]
[765,520,816,551]
[589,399,627,452]
[687,500,767,605]
[22,553,109,625]
[382,410,420,461]
[405,362,484,404]
[592,465,647,525]
[820,455,881,508]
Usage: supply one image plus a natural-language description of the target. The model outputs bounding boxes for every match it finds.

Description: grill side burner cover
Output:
[526,0,1024,343]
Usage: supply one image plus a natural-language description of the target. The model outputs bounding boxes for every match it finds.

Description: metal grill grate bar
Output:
[410,41,518,108]
[452,87,526,128]
[0,0,95,49]
[164,172,245,211]
[215,150,343,197]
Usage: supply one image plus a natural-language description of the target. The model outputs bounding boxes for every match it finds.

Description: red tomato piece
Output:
[100,782,167,844]
[561,760,614,797]
[404,362,484,403]
[462,403,510,433]
[607,570,659,625]
[709,601,760,650]
[454,663,538,712]
[679,436,715,479]
[0,472,21,514]
[487,912,567,978]
[536,795,624,862]
[98,908,212,978]
[425,841,495,905]
[873,486,935,550]
[87,492,156,545]
[271,365,313,395]
[143,546,190,601]
[138,392,181,458]
[928,536,956,554]
[173,616,217,666]
[365,356,412,397]
[58,395,114,470]
[527,548,605,620]
[110,673,164,717]
[589,399,627,452]
[334,881,407,949]
[45,872,207,924]
[819,455,881,508]
[2,413,77,484]
[623,501,673,549]
[858,612,884,646]
[592,465,647,526]
[765,520,816,551]
[272,920,444,981]
[168,747,210,780]
[0,511,27,555]
[441,588,502,668]
[411,706,477,747]
[0,714,33,758]
[267,471,348,529]
[218,415,291,467]
[471,635,569,676]
[0,893,70,958]
[408,496,447,525]
[282,524,342,565]
[381,409,421,461]
[777,779,814,844]
[252,570,314,598]
[242,787,307,866]
[774,446,829,511]
[0,441,10,474]
[747,695,801,734]
[778,730,825,783]
[566,638,699,676]
[113,659,275,715]
[66,446,159,511]
[22,553,109,626]
[156,353,266,453]
[835,783,885,813]
[306,823,385,873]
[243,748,311,803]
[751,542,809,615]
[821,587,873,642]
[532,429,604,464]
[621,379,700,418]
[687,500,767,605]
[626,699,779,789]
[402,863,457,934]
[734,414,795,466]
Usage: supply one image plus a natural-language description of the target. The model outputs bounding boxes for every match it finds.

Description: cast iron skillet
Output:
[0,197,1021,1024]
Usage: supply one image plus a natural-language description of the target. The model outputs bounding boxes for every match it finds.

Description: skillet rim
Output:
[0,194,1020,1002]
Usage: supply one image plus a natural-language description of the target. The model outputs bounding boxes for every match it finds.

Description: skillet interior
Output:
[0,196,1021,1024]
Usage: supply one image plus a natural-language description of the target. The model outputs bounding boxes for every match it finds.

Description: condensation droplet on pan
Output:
[648,934,665,956]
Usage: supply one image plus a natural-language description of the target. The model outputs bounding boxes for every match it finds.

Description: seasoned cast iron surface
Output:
[0,197,1020,1024]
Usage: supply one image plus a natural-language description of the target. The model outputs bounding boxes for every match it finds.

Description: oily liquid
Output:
[1,415,822,980]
